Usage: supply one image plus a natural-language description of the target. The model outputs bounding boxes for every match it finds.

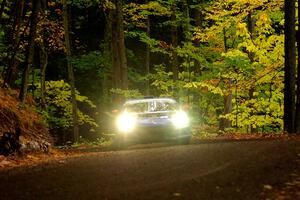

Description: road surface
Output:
[0,139,300,200]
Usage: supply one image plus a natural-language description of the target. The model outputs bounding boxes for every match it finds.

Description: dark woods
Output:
[0,0,299,147]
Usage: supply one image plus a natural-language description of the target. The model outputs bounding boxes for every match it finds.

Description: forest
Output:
[0,0,299,144]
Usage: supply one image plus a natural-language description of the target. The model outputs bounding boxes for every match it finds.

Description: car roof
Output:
[124,98,177,105]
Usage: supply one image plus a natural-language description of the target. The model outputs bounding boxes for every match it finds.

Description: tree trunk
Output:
[63,0,79,143]
[295,0,300,133]
[41,0,47,10]
[145,15,150,95]
[247,12,255,62]
[171,4,178,82]
[192,0,204,122]
[284,0,296,133]
[219,89,233,131]
[194,0,203,28]
[110,0,128,90]
[110,15,121,89]
[219,28,233,131]
[182,0,190,40]
[296,42,300,133]
[194,0,203,74]
[182,0,191,103]
[247,12,257,133]
[3,0,24,87]
[19,0,39,102]
[223,28,228,52]
[40,47,47,108]
[39,0,47,108]
[117,0,128,90]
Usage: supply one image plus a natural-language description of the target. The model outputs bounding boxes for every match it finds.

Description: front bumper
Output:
[118,125,191,142]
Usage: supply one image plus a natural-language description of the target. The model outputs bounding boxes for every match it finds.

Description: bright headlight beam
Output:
[172,111,189,129]
[116,112,136,133]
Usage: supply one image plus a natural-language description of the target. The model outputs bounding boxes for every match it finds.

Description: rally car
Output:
[114,97,191,147]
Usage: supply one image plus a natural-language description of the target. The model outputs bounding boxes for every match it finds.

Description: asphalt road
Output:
[0,139,300,200]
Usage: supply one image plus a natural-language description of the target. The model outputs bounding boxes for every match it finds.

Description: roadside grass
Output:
[71,136,112,148]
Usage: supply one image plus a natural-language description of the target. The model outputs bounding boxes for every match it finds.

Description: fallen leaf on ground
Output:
[173,193,181,197]
[264,185,273,190]
[0,159,12,167]
[0,155,5,162]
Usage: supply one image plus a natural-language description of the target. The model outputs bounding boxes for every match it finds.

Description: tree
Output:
[192,0,284,132]
[63,0,79,142]
[145,4,150,95]
[3,0,24,87]
[122,1,171,96]
[171,3,179,82]
[284,0,296,133]
[110,0,128,90]
[295,0,300,133]
[219,28,232,131]
[37,0,47,108]
[0,0,291,141]
[19,0,39,102]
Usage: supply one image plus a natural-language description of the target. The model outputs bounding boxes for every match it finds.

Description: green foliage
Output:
[110,88,143,100]
[72,136,111,148]
[124,1,171,29]
[72,0,99,8]
[150,64,174,95]
[1,0,287,137]
[146,0,284,132]
[73,50,111,78]
[0,28,7,76]
[100,0,115,11]
[120,0,285,133]
[194,0,285,131]
[72,48,112,108]
[36,80,98,130]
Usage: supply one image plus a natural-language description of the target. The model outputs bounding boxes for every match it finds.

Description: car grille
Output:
[138,112,173,118]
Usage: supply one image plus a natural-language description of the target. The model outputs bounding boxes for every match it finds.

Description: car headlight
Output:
[171,111,189,129]
[116,112,136,133]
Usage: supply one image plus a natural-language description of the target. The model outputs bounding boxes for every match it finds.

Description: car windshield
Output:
[124,99,177,113]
